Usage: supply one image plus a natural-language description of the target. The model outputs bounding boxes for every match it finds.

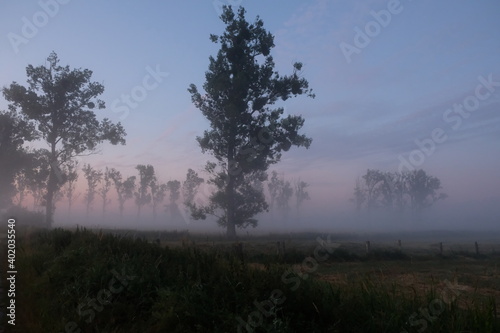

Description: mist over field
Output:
[2,3,500,331]
[1,0,499,237]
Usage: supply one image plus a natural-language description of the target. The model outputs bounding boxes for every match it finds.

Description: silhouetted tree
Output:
[267,170,280,211]
[0,111,36,208]
[188,6,314,238]
[405,169,447,219]
[182,169,205,223]
[182,169,204,206]
[268,171,294,213]
[3,52,126,226]
[135,164,154,217]
[13,168,30,206]
[83,164,102,220]
[109,169,135,218]
[392,171,408,212]
[26,149,50,210]
[276,177,293,211]
[99,167,112,217]
[150,177,167,219]
[63,160,79,217]
[362,169,385,211]
[166,180,181,215]
[295,179,310,213]
[353,169,447,220]
[351,177,366,212]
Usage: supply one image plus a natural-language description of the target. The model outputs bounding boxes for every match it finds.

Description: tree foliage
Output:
[2,52,126,225]
[352,169,447,220]
[135,164,154,217]
[63,160,79,217]
[188,6,314,237]
[182,168,204,206]
[166,180,181,207]
[295,179,310,211]
[99,167,112,217]
[150,177,167,219]
[109,168,136,218]
[0,111,36,208]
[82,164,102,219]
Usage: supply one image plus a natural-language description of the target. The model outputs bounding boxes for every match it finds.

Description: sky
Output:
[1,0,499,232]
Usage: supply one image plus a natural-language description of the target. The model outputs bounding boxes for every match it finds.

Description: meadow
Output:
[1,225,499,332]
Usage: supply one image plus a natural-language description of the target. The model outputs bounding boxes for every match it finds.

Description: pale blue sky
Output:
[1,0,499,229]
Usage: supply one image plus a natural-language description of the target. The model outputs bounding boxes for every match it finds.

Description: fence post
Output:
[439,242,443,255]
[475,241,479,256]
[365,241,371,254]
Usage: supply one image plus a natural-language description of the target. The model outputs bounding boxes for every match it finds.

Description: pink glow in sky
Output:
[1,0,499,231]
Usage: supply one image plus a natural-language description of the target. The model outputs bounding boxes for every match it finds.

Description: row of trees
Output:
[268,171,310,213]
[1,6,315,238]
[6,151,310,224]
[2,6,449,237]
[352,169,447,219]
[79,165,205,221]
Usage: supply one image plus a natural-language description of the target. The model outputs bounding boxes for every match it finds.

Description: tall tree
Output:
[63,160,79,217]
[351,177,366,212]
[267,170,280,211]
[392,171,408,212]
[82,164,102,220]
[362,169,385,211]
[0,111,36,208]
[166,180,181,215]
[188,6,314,238]
[99,167,112,217]
[182,168,204,207]
[182,169,205,223]
[109,168,135,218]
[150,177,167,219]
[2,52,126,226]
[276,177,293,212]
[135,164,154,217]
[268,171,294,213]
[26,149,50,211]
[405,169,447,219]
[295,179,310,213]
[13,168,30,207]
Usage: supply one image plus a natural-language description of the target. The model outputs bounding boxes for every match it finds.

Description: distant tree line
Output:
[352,169,447,220]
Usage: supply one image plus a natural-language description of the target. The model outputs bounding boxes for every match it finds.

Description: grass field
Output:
[1,225,499,332]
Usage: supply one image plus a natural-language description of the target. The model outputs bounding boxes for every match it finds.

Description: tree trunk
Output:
[45,142,57,227]
[45,173,55,227]
[226,174,236,239]
[226,126,237,240]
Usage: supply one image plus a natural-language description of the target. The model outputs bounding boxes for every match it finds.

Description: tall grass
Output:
[10,228,498,332]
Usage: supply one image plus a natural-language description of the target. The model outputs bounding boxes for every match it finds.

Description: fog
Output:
[1,1,499,239]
